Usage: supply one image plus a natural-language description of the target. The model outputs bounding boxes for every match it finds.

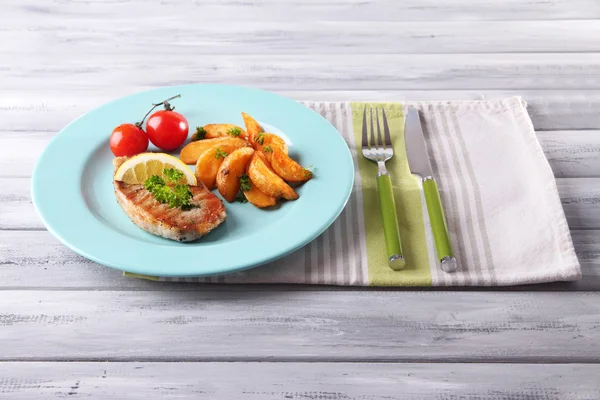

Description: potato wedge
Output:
[180,137,236,165]
[243,183,277,208]
[242,112,263,143]
[248,152,298,200]
[203,124,247,140]
[216,147,255,202]
[254,133,288,157]
[195,139,250,189]
[270,148,313,182]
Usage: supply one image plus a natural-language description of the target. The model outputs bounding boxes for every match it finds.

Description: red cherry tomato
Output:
[145,110,189,151]
[110,123,149,157]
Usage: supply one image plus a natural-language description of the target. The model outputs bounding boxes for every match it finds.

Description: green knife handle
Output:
[376,174,406,271]
[422,178,457,272]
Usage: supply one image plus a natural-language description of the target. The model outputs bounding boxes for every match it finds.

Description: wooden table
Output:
[1,1,600,398]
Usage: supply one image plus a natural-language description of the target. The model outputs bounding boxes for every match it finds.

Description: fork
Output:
[362,107,406,271]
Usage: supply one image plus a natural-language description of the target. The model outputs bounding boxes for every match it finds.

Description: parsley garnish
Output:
[192,126,207,141]
[227,127,242,137]
[263,145,273,153]
[256,133,265,145]
[235,174,251,202]
[235,192,248,203]
[144,168,193,210]
[144,175,166,193]
[239,174,251,192]
[303,165,314,178]
[215,148,228,159]
[164,168,184,182]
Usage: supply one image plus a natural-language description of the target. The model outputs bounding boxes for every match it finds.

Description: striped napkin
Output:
[126,98,581,286]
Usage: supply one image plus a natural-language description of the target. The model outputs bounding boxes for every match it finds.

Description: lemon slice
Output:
[114,153,197,186]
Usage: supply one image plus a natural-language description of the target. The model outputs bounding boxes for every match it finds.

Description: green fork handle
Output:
[376,174,406,270]
[422,177,457,273]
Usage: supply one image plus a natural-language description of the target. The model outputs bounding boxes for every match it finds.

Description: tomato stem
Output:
[136,94,182,127]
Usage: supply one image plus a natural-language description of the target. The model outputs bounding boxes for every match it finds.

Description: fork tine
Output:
[381,109,392,148]
[375,109,383,149]
[369,108,375,149]
[361,106,368,148]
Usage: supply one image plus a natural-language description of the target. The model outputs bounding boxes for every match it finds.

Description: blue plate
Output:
[32,84,354,277]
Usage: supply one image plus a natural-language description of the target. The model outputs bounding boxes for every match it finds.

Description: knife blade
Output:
[404,108,457,273]
[405,108,433,178]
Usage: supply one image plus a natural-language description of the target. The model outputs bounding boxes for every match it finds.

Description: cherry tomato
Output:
[110,123,149,157]
[145,110,189,151]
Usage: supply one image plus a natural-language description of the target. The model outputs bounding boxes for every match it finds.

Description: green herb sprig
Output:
[164,168,184,182]
[145,168,193,210]
[227,127,242,137]
[235,192,248,203]
[256,133,265,145]
[191,126,207,141]
[215,148,228,159]
[263,145,273,153]
[239,174,251,192]
[304,165,314,178]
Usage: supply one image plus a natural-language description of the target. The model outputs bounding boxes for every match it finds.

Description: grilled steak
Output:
[113,157,226,242]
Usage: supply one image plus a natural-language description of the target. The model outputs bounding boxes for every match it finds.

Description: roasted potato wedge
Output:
[242,112,263,143]
[216,147,255,202]
[203,124,247,140]
[241,112,288,155]
[254,133,288,157]
[195,139,250,189]
[243,183,277,208]
[270,148,313,182]
[180,137,237,164]
[248,152,298,200]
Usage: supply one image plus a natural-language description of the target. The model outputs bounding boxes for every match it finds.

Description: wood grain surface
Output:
[4,0,600,23]
[1,362,599,399]
[1,291,599,362]
[2,0,600,397]
[4,90,600,134]
[4,54,600,95]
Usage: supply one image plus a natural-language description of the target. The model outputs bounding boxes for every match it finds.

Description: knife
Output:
[404,108,457,273]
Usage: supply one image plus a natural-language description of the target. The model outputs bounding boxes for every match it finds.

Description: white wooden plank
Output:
[3,90,600,133]
[3,129,599,178]
[2,177,597,229]
[0,231,137,289]
[538,131,600,178]
[0,290,598,361]
[0,178,38,230]
[3,54,600,95]
[1,362,598,399]
[0,229,597,290]
[3,0,598,23]
[4,19,600,55]
[0,131,47,177]
[559,178,600,230]
[573,230,600,286]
